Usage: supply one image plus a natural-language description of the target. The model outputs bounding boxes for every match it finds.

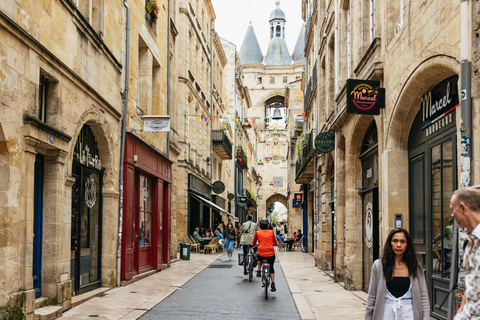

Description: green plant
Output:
[206,157,210,162]
[296,132,306,156]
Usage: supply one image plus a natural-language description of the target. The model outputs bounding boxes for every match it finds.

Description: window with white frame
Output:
[370,0,376,42]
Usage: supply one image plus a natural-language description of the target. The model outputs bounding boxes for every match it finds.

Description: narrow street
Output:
[58,250,366,320]
[140,248,300,320]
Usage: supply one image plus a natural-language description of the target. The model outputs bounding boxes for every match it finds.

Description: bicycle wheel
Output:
[248,257,253,282]
[264,275,269,300]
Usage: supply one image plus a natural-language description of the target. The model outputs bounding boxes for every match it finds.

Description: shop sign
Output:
[227,193,235,201]
[143,115,170,132]
[188,174,211,198]
[76,143,102,170]
[365,202,373,248]
[212,181,225,194]
[237,196,247,203]
[346,79,385,115]
[293,193,302,207]
[315,132,334,153]
[85,176,97,208]
[420,75,459,123]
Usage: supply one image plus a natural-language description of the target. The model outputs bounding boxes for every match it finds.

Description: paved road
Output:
[140,248,300,320]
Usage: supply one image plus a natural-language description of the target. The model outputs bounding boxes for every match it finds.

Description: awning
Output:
[191,194,228,215]
[191,194,238,222]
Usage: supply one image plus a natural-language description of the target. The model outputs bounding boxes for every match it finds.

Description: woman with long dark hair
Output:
[365,228,430,319]
[223,222,236,261]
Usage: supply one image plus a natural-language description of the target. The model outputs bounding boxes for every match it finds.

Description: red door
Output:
[155,180,163,269]
[122,164,136,280]
[137,174,154,273]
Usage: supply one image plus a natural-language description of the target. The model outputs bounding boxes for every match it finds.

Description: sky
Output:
[211,0,304,55]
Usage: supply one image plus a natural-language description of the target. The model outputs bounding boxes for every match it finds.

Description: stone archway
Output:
[383,56,460,230]
[344,115,376,290]
[265,193,288,212]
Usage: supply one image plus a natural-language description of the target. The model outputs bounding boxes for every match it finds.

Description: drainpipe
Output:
[117,0,130,288]
[448,0,472,317]
[210,19,214,180]
[233,61,238,222]
[167,0,171,159]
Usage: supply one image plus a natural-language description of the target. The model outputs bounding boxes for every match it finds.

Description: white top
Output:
[383,285,414,320]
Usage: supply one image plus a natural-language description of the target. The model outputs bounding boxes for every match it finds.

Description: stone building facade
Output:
[174,0,230,244]
[299,0,480,318]
[239,2,305,227]
[0,0,125,317]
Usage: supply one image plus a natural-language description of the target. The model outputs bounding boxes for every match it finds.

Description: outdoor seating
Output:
[204,238,219,254]
[188,235,201,253]
[292,237,304,252]
[276,235,288,252]
[216,239,224,252]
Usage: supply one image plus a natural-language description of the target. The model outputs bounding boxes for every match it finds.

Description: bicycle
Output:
[261,259,271,300]
[243,246,256,282]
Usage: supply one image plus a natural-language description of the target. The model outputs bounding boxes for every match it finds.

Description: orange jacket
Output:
[252,229,278,257]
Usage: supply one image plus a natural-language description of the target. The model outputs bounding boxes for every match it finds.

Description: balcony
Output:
[212,130,233,160]
[295,131,317,184]
[236,146,248,170]
[304,61,317,110]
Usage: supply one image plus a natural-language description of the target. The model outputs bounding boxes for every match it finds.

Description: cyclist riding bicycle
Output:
[252,218,278,292]
[239,214,258,275]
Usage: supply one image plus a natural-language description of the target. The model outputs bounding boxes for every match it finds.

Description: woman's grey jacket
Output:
[365,259,430,320]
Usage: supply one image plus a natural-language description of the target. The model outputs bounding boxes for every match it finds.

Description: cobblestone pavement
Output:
[140,248,300,320]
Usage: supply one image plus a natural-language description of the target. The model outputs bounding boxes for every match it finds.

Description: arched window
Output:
[271,26,274,39]
[282,27,285,38]
[276,25,281,37]
[361,121,378,155]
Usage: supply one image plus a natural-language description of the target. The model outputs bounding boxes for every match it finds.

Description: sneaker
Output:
[271,282,276,292]
[256,270,261,278]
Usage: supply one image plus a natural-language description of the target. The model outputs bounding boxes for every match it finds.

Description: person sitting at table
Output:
[276,231,294,251]
[214,229,223,239]
[199,228,206,238]
[293,232,298,241]
[205,228,213,238]
[193,227,208,245]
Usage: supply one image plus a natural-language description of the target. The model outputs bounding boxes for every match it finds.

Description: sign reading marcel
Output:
[346,79,385,115]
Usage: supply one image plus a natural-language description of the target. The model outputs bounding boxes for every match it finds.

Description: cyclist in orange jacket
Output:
[252,218,278,292]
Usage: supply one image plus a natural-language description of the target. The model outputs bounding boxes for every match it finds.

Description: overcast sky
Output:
[211,0,304,56]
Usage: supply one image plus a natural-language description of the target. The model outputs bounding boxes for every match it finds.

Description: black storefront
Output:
[188,174,228,233]
[408,75,459,319]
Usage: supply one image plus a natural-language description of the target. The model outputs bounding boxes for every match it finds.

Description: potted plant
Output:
[206,157,210,163]
[145,0,159,19]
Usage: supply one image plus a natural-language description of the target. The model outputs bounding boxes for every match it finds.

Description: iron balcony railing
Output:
[236,146,248,169]
[304,61,317,110]
[295,131,314,178]
[212,130,233,159]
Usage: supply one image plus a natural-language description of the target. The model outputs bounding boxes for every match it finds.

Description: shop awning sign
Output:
[143,115,171,132]
[212,181,225,194]
[346,79,385,115]
[315,132,334,153]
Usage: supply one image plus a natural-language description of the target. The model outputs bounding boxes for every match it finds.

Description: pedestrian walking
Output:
[450,187,480,319]
[365,228,430,320]
[224,222,236,261]
[239,215,258,275]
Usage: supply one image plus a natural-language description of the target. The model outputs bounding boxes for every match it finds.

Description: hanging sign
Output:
[346,79,385,115]
[227,193,235,201]
[237,196,247,203]
[293,193,302,207]
[315,132,335,153]
[143,115,171,132]
[212,181,225,194]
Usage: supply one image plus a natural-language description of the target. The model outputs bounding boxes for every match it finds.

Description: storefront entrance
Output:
[360,122,379,292]
[122,133,171,280]
[71,125,104,295]
[408,75,458,319]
